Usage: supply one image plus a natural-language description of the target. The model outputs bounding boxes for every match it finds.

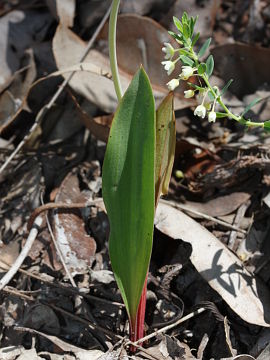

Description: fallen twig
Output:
[0,216,43,291]
[128,307,206,347]
[27,198,104,231]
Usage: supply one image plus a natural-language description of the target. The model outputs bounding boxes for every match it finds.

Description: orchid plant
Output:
[102,0,175,352]
[162,12,270,131]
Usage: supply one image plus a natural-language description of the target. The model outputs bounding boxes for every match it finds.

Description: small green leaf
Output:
[206,55,214,77]
[182,22,190,38]
[179,48,191,57]
[220,79,233,96]
[192,32,200,46]
[215,112,229,118]
[241,98,262,117]
[182,12,188,24]
[198,63,206,75]
[155,93,176,204]
[180,55,194,67]
[187,82,205,91]
[190,16,198,37]
[198,37,212,58]
[264,120,270,132]
[168,31,182,43]
[173,16,182,32]
[102,67,155,324]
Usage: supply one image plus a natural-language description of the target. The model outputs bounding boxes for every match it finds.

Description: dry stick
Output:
[128,307,206,348]
[41,196,77,287]
[3,286,35,302]
[0,216,43,291]
[27,198,104,230]
[160,199,247,234]
[0,4,112,176]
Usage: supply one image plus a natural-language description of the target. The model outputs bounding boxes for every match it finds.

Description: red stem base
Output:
[129,277,147,353]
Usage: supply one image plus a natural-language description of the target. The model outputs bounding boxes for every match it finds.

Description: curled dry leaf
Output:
[53,172,96,275]
[155,202,270,327]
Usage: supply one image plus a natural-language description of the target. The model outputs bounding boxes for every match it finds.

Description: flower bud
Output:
[167,78,179,91]
[194,104,206,118]
[184,90,195,98]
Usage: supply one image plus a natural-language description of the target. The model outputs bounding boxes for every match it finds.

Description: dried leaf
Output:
[155,202,270,327]
[53,172,96,275]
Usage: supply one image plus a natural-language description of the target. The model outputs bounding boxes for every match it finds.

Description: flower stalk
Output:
[109,0,123,101]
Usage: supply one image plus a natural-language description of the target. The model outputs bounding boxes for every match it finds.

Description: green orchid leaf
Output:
[241,98,262,117]
[155,93,176,205]
[198,37,211,58]
[102,67,155,325]
[206,55,214,77]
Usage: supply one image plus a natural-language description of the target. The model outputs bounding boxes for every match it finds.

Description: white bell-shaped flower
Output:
[167,78,180,91]
[184,90,195,98]
[194,104,206,118]
[208,111,217,123]
[161,60,175,76]
[162,42,175,60]
[180,66,194,80]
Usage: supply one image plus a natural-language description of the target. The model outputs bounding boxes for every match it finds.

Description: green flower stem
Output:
[201,74,264,128]
[187,47,265,129]
[109,0,123,102]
